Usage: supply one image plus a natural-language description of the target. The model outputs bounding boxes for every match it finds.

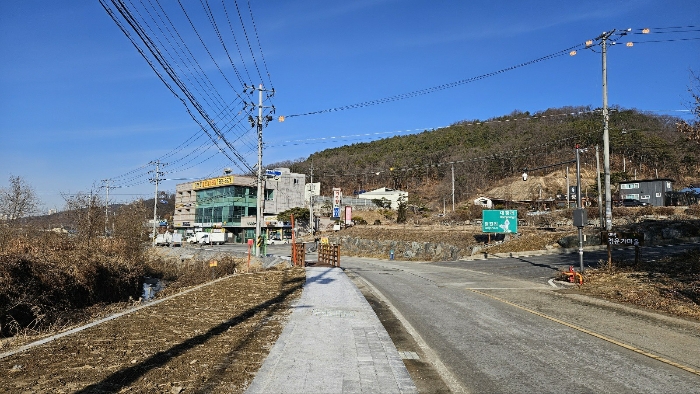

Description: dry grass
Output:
[0,268,306,393]
[575,249,700,320]
[0,229,248,339]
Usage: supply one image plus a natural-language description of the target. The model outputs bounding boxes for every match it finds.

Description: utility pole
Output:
[596,145,604,228]
[247,84,275,257]
[101,180,122,237]
[599,30,615,231]
[575,147,585,272]
[149,160,164,246]
[566,166,570,209]
[102,179,110,237]
[256,85,263,257]
[309,160,314,235]
[451,163,455,212]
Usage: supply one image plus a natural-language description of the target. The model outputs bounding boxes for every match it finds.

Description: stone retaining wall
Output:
[330,235,463,261]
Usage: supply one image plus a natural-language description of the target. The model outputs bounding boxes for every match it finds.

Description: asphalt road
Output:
[440,242,700,280]
[342,254,700,393]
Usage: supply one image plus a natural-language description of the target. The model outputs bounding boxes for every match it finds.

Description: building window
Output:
[621,183,639,190]
[656,192,661,197]
[213,206,223,222]
[625,194,640,200]
[641,195,650,200]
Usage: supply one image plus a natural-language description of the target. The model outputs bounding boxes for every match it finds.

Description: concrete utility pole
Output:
[600,30,615,231]
[149,160,164,246]
[309,161,314,234]
[596,145,604,228]
[451,163,455,212]
[576,147,585,272]
[102,179,110,237]
[256,85,264,257]
[566,166,570,209]
[248,84,275,257]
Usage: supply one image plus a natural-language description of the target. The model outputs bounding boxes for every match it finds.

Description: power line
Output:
[267,109,604,148]
[233,0,264,84]
[245,0,273,88]
[199,0,246,86]
[279,42,587,119]
[102,0,256,173]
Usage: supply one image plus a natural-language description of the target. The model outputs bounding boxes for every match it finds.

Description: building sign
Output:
[242,216,257,226]
[345,206,352,225]
[602,232,644,247]
[192,175,234,190]
[482,210,518,233]
[332,188,342,218]
[569,186,578,200]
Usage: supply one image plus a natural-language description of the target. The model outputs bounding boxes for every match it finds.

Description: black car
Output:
[621,199,650,207]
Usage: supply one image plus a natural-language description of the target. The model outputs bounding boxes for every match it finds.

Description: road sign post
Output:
[482,210,518,234]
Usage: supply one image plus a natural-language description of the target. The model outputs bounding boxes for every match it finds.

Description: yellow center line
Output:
[468,288,700,377]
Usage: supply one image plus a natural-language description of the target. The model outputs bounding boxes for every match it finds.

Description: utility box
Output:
[573,208,587,228]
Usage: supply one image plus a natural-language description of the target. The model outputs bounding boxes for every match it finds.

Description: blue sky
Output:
[1,0,698,211]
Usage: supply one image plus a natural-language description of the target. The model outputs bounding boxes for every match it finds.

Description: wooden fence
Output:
[318,244,341,267]
[292,243,306,267]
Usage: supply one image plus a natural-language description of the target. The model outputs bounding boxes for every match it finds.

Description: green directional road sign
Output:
[482,209,518,233]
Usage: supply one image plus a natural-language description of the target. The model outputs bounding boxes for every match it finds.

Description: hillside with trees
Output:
[272,106,699,210]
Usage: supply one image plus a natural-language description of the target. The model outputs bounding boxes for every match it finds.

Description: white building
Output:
[357,187,408,210]
[473,196,493,209]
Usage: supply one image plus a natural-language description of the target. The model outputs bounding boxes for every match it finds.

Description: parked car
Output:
[621,199,650,207]
[266,234,290,245]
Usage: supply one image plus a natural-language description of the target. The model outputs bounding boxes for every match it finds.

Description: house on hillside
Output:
[618,178,674,206]
[473,196,493,209]
[357,187,408,210]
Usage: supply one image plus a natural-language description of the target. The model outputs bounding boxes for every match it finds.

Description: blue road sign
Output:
[332,207,340,218]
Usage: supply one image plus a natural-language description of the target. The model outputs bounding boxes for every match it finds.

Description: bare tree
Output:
[0,175,40,222]
[62,189,105,249]
[677,69,700,142]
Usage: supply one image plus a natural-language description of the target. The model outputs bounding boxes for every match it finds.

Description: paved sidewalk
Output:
[246,266,417,394]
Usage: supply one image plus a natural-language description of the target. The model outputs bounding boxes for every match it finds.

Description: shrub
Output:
[353,216,368,225]
[654,207,675,216]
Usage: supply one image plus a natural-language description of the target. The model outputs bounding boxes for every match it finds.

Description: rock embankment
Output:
[330,235,462,261]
